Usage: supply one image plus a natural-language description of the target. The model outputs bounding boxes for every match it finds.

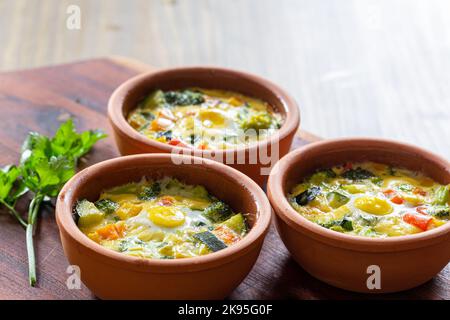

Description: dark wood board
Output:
[0,58,448,300]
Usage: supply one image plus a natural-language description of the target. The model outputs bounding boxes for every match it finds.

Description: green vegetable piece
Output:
[310,169,336,184]
[203,201,233,222]
[191,185,209,199]
[76,200,105,228]
[194,231,227,252]
[433,185,449,205]
[240,112,273,131]
[398,183,414,192]
[342,167,375,180]
[138,111,155,121]
[428,206,450,218]
[138,182,161,200]
[326,191,350,209]
[320,216,353,231]
[164,90,204,106]
[295,187,321,206]
[339,217,354,231]
[141,90,165,109]
[95,199,119,214]
[221,213,247,235]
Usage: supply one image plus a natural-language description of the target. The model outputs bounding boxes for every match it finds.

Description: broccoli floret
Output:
[164,90,204,106]
[94,199,119,214]
[138,182,161,200]
[342,167,375,180]
[203,201,233,222]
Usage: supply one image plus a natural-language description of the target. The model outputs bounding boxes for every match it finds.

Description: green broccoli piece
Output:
[203,201,233,222]
[240,112,273,131]
[94,199,119,214]
[138,182,161,200]
[342,167,375,180]
[164,90,204,106]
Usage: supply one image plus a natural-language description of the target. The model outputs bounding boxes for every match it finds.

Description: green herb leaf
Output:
[50,119,106,159]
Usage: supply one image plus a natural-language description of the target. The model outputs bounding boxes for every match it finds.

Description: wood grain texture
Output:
[1,0,450,162]
[0,58,447,300]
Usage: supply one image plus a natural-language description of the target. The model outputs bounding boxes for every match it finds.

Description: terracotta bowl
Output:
[108,67,300,186]
[267,138,450,293]
[56,154,271,299]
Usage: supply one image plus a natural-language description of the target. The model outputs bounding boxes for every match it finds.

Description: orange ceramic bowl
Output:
[267,138,450,293]
[107,67,300,186]
[56,154,271,299]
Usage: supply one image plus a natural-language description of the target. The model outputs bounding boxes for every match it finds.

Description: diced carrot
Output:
[383,189,395,196]
[96,223,126,240]
[198,143,207,150]
[168,139,187,147]
[158,195,175,206]
[390,195,404,204]
[403,213,432,231]
[413,187,427,196]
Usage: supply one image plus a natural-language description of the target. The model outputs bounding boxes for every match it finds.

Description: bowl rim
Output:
[107,65,300,155]
[267,137,450,252]
[56,153,272,273]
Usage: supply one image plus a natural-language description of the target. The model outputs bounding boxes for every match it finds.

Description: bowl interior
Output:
[282,139,450,195]
[68,156,261,227]
[120,68,288,121]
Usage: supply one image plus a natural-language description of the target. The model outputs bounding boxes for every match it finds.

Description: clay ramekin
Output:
[108,67,300,186]
[267,138,450,293]
[56,154,271,299]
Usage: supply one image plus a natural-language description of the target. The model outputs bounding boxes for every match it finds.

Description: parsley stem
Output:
[26,193,44,287]
[0,199,27,228]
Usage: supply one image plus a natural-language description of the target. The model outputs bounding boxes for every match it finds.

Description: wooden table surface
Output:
[0,58,448,300]
[1,0,450,160]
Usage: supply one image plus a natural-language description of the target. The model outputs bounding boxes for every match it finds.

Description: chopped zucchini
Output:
[194,231,227,252]
[433,185,449,205]
[141,90,165,109]
[326,191,349,209]
[221,214,247,235]
[310,169,336,184]
[76,200,105,228]
[295,187,320,206]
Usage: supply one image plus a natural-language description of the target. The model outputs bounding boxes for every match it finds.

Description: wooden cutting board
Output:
[0,57,447,300]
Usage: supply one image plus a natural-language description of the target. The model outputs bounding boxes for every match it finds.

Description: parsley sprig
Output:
[0,119,106,286]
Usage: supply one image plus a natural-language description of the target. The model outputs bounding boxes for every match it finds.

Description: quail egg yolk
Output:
[148,206,185,228]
